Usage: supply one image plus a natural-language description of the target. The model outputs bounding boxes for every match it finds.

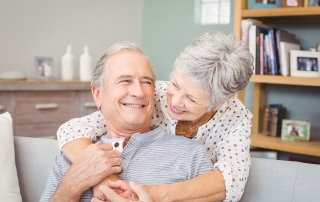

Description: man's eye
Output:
[142,81,152,85]
[120,80,130,83]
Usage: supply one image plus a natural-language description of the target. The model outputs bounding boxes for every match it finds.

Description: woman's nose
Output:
[171,94,184,107]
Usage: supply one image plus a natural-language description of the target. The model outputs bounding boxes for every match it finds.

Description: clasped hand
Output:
[92,180,153,202]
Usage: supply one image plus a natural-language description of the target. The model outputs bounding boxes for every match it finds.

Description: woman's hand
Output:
[93,174,123,201]
[91,181,153,202]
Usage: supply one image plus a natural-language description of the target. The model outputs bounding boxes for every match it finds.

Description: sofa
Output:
[1,113,320,202]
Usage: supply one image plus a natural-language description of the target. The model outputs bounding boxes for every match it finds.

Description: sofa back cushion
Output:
[0,112,22,202]
[14,136,58,202]
[240,157,320,202]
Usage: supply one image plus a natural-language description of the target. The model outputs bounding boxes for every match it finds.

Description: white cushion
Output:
[0,112,22,202]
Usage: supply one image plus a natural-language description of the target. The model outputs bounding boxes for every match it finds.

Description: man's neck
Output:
[106,122,151,145]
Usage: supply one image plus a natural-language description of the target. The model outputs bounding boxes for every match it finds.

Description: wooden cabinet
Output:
[0,79,97,138]
[234,1,320,157]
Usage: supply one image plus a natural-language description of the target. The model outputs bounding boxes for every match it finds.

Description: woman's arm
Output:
[57,111,107,161]
[144,170,226,202]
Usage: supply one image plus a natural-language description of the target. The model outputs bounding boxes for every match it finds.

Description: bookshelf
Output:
[234,1,320,157]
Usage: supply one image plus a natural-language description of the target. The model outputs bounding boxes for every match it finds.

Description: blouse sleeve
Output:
[57,111,107,150]
[214,115,252,202]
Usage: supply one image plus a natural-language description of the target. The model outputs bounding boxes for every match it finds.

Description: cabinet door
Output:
[15,91,76,124]
[13,91,77,138]
[75,91,98,117]
[0,91,16,122]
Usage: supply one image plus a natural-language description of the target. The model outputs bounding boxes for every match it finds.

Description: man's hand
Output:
[91,181,153,202]
[71,141,122,190]
[51,141,122,202]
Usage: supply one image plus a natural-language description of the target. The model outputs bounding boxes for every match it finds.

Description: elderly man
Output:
[40,41,214,202]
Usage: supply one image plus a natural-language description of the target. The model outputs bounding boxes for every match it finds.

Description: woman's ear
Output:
[91,86,102,109]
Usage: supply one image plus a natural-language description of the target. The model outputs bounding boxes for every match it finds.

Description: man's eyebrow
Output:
[117,75,133,80]
[116,75,154,83]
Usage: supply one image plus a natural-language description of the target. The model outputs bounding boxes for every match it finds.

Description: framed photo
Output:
[35,57,54,79]
[290,50,320,78]
[282,0,303,7]
[281,119,311,142]
[317,42,320,52]
[248,0,282,10]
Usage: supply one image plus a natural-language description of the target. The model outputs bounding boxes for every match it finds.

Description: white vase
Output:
[79,46,93,81]
[61,45,74,80]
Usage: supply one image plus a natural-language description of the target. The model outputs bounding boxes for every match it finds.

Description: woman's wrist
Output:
[144,184,171,202]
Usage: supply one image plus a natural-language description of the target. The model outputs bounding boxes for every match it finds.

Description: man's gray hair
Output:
[91,41,156,89]
[172,32,254,110]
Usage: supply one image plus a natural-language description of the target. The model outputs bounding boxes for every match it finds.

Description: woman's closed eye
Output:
[172,82,179,89]
[187,96,196,103]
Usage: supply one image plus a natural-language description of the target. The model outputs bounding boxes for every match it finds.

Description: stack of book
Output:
[262,104,287,137]
[241,19,300,76]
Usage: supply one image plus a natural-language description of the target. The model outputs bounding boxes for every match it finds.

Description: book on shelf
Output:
[249,25,270,74]
[264,35,271,75]
[262,104,287,137]
[279,42,301,76]
[268,28,282,75]
[276,30,299,75]
[241,19,270,45]
[243,21,300,76]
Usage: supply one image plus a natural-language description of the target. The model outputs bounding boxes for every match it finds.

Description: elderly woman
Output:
[57,32,253,201]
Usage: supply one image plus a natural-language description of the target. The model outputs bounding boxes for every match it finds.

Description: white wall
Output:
[0,0,142,78]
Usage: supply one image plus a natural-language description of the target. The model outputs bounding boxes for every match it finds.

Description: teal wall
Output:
[142,1,320,162]
[141,0,234,80]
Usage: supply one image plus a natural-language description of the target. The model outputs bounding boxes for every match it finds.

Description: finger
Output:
[91,197,104,202]
[94,189,106,200]
[119,189,133,199]
[99,185,127,202]
[108,180,130,190]
[129,181,153,202]
[96,142,114,151]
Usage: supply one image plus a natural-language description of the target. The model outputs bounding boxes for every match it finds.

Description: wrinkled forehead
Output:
[105,50,155,83]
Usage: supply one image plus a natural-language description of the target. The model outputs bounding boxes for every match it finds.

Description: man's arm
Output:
[145,169,226,202]
[50,142,122,201]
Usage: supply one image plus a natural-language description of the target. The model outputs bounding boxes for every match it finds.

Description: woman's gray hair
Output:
[172,32,254,110]
[91,41,156,89]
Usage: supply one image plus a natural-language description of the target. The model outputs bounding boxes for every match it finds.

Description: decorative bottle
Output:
[79,46,93,81]
[61,45,74,80]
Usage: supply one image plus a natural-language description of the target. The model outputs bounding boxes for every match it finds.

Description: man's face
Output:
[94,50,155,133]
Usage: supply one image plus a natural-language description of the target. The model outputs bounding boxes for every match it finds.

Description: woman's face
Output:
[166,71,212,122]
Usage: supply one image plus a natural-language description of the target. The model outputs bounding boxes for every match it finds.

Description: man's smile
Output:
[122,103,146,108]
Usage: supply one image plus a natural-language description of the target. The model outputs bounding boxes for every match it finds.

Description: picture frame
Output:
[281,119,311,142]
[248,0,282,10]
[290,50,320,78]
[35,57,54,79]
[282,0,303,7]
[317,42,320,52]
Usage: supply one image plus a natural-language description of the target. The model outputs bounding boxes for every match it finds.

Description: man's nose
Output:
[129,82,145,98]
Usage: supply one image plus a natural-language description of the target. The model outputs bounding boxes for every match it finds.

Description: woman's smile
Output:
[170,103,185,114]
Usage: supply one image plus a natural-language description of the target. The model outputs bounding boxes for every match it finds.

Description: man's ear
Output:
[91,86,102,109]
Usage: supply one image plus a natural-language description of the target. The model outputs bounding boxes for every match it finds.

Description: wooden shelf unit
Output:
[250,75,320,87]
[234,0,320,157]
[251,133,320,157]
